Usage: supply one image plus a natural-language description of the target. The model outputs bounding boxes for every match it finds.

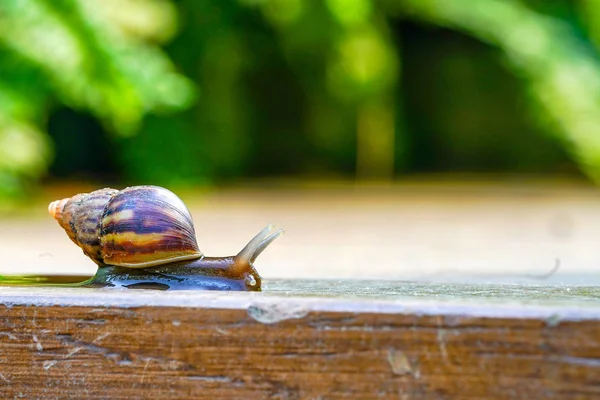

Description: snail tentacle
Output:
[233,224,284,271]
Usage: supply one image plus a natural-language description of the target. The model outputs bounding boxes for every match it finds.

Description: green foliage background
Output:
[1,0,600,197]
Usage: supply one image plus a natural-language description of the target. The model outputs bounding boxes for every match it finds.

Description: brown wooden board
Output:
[0,280,599,399]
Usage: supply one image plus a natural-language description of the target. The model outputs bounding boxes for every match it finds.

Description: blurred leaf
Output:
[0,0,196,134]
[390,0,600,182]
[85,0,179,44]
[0,0,195,197]
[326,0,372,27]
[0,121,52,176]
[327,26,398,101]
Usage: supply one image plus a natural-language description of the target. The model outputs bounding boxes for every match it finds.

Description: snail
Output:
[46,185,283,291]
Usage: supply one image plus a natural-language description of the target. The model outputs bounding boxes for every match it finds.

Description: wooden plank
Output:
[0,281,599,399]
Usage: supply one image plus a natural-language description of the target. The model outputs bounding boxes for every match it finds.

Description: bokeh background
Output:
[1,0,600,282]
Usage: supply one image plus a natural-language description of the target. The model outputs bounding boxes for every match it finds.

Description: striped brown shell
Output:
[48,186,203,268]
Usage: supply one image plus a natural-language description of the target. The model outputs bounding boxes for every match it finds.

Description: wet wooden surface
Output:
[0,281,599,399]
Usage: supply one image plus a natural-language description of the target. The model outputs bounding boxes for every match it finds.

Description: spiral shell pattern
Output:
[49,189,117,265]
[48,186,203,268]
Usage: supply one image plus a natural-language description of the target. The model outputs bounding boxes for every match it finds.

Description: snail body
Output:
[48,185,283,291]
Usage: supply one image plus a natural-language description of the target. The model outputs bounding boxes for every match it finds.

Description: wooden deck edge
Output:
[0,286,598,320]
[0,285,598,399]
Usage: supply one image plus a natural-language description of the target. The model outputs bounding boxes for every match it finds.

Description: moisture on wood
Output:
[0,280,599,399]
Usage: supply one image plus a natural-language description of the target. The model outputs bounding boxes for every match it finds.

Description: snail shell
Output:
[48,186,203,268]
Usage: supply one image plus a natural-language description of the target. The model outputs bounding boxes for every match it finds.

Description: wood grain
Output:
[0,283,598,399]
